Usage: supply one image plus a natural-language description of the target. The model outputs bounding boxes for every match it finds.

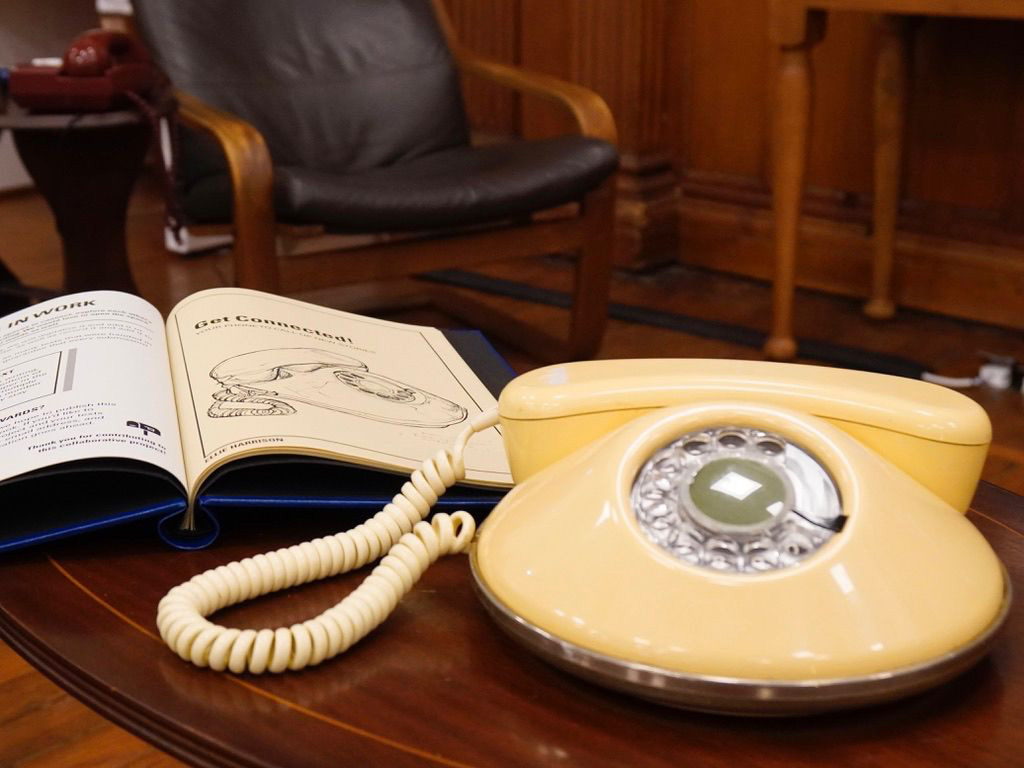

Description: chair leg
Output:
[567,177,616,360]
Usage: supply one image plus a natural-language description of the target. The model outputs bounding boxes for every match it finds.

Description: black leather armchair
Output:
[132,0,619,360]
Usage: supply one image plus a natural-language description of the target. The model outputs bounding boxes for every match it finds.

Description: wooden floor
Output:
[2,176,1024,766]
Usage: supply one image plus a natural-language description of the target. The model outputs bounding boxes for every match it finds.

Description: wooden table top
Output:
[0,103,144,130]
[772,0,1024,20]
[1,482,1022,767]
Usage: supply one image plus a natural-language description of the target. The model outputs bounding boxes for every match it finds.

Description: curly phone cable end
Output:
[155,408,498,674]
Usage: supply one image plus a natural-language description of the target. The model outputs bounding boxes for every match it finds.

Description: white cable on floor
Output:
[921,372,980,389]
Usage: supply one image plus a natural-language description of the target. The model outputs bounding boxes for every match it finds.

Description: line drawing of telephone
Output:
[156,359,1010,716]
[9,29,159,113]
[206,348,468,428]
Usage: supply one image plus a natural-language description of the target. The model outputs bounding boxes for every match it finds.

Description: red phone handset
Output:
[10,29,160,112]
[63,30,149,76]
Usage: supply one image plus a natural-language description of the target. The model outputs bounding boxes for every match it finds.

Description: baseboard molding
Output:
[678,197,1024,331]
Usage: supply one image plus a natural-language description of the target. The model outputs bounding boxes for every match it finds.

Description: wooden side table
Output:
[765,0,1024,360]
[0,482,1023,766]
[0,105,153,296]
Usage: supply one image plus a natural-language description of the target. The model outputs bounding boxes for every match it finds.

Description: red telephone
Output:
[9,29,160,112]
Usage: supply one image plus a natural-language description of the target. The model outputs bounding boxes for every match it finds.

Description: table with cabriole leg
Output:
[765,0,1024,360]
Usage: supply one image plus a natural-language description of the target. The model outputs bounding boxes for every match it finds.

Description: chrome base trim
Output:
[469,549,1011,716]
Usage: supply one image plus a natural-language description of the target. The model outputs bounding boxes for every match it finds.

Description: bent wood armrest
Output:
[429,0,615,143]
[175,89,280,291]
[452,50,617,145]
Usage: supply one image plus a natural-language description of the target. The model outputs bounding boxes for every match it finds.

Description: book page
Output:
[0,291,186,486]
[165,288,512,497]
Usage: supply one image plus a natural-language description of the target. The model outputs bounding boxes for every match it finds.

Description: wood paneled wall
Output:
[444,0,1024,330]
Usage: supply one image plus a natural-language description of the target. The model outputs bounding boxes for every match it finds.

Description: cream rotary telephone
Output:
[156,360,1009,715]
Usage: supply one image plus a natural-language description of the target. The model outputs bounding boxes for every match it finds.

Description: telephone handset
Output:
[9,29,159,113]
[157,360,1009,715]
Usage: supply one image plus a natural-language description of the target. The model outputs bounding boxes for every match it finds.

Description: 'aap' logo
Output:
[126,420,161,437]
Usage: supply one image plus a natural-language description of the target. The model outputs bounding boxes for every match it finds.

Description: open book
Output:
[0,288,514,552]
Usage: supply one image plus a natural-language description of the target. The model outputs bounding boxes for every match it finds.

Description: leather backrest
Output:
[132,0,470,173]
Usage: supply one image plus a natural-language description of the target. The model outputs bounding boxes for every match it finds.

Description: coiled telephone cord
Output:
[156,410,498,674]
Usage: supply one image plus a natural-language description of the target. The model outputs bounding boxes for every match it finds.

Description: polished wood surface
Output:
[2,645,181,768]
[0,482,1020,767]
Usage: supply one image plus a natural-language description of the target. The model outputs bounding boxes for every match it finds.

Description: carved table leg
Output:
[765,24,819,361]
[864,13,909,320]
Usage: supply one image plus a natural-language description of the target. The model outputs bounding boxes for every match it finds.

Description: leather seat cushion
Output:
[182,135,618,232]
